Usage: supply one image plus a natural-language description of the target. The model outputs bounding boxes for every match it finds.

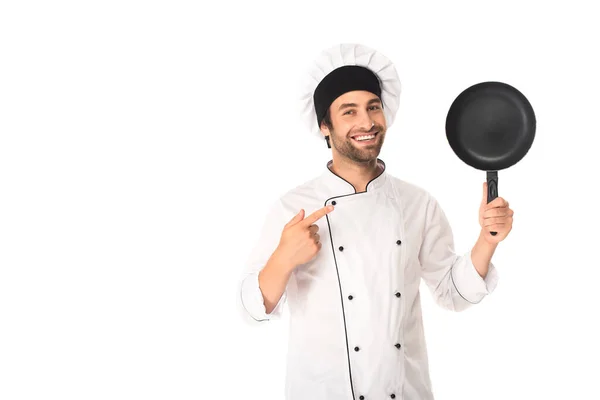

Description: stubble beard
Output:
[330,125,386,164]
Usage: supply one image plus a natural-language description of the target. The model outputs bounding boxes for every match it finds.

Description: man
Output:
[237,43,513,400]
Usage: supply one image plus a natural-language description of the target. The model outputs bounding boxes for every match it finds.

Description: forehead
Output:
[331,90,381,107]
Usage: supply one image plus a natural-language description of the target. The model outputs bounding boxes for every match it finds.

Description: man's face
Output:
[321,90,387,163]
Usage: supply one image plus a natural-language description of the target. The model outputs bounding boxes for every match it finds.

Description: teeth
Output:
[355,134,375,141]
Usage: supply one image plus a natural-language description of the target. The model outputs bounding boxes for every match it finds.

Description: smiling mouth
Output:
[351,132,379,143]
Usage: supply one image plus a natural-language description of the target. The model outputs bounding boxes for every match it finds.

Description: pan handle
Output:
[486,171,498,236]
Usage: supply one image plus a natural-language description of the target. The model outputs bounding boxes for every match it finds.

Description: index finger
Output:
[303,205,334,225]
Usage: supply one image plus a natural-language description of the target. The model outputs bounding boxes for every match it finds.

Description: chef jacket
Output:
[238,159,499,400]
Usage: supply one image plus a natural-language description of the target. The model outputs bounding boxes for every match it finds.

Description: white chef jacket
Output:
[238,159,499,400]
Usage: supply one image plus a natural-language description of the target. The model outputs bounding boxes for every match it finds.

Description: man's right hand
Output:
[274,205,335,270]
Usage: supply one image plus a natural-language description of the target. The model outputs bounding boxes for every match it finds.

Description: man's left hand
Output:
[479,182,514,244]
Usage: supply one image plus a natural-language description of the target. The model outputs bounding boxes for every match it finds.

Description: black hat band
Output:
[313,65,382,127]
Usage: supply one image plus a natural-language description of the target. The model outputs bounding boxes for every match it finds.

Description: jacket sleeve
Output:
[237,198,289,325]
[418,194,499,312]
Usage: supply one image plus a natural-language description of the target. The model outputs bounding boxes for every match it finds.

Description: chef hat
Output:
[299,43,402,141]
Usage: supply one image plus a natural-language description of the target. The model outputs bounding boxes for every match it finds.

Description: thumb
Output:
[285,209,305,227]
[481,182,488,206]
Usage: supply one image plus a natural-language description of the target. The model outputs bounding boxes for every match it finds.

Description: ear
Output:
[320,123,332,148]
[319,121,330,136]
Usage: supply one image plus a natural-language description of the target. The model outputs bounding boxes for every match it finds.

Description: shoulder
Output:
[386,175,449,228]
[278,175,322,203]
[386,174,436,205]
[280,176,321,198]
[267,176,322,219]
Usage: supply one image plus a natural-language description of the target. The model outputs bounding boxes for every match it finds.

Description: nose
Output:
[357,111,374,131]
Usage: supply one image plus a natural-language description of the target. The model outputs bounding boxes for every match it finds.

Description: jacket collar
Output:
[319,158,388,197]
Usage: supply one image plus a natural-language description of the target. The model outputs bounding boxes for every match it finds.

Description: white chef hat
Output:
[299,43,402,141]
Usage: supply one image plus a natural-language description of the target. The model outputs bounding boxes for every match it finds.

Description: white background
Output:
[1,1,598,399]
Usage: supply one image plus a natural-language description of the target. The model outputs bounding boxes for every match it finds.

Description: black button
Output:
[391,395,396,399]
[339,246,344,251]
[395,292,401,298]
[332,200,337,205]
[395,343,401,349]
[396,239,401,245]
[348,295,353,300]
[359,396,364,400]
[354,346,360,352]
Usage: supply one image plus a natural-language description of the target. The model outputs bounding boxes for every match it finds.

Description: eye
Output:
[343,110,355,115]
[369,105,381,110]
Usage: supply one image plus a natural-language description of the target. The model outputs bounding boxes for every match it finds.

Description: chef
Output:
[237,43,513,400]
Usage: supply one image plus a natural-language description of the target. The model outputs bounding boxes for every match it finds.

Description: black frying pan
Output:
[445,81,536,235]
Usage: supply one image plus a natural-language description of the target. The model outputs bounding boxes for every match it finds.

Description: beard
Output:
[329,122,386,163]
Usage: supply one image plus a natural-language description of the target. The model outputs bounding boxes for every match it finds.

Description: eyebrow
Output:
[338,98,382,111]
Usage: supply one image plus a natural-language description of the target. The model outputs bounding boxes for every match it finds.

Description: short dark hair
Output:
[321,108,333,130]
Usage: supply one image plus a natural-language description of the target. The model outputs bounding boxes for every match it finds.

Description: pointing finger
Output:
[285,209,305,227]
[303,205,334,225]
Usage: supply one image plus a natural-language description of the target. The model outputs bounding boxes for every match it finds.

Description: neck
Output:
[329,155,382,193]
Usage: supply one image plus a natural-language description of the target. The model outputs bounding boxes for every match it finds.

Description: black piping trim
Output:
[449,264,484,305]
[240,277,270,322]
[324,208,356,399]
[322,160,385,398]
[240,273,287,322]
[326,158,386,193]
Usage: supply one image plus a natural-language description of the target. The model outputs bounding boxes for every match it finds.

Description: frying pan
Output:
[445,81,536,235]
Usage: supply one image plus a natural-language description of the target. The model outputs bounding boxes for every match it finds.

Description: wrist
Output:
[270,247,296,274]
[478,229,498,249]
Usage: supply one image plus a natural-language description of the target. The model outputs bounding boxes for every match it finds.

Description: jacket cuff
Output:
[451,250,499,304]
[240,271,286,322]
